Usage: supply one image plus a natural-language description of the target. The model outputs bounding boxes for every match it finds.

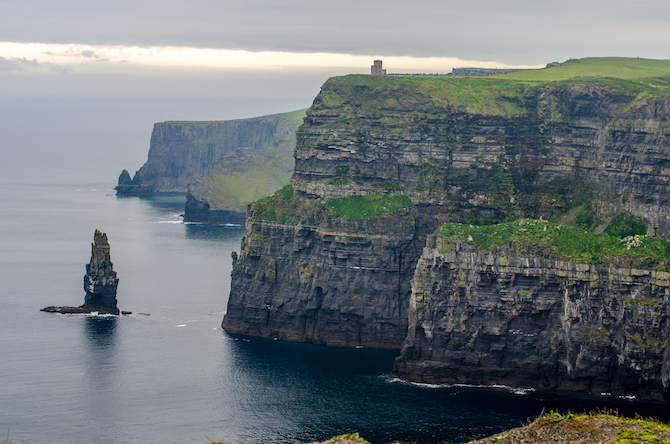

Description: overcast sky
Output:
[1,0,669,113]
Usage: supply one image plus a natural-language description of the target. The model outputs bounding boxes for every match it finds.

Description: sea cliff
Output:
[223,58,670,397]
[391,220,670,400]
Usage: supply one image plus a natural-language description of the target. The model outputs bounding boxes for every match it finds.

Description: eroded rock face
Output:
[83,230,119,314]
[391,237,670,401]
[42,230,120,315]
[223,205,437,348]
[224,76,670,352]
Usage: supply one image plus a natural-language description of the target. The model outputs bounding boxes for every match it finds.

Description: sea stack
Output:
[42,230,121,315]
[82,230,120,314]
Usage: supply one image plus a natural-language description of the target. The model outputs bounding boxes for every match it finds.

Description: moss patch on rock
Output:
[252,186,324,224]
[324,194,412,219]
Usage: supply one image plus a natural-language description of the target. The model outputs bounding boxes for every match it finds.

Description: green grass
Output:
[252,185,301,223]
[531,411,670,444]
[317,74,529,117]
[605,213,649,238]
[198,107,302,211]
[325,193,412,219]
[437,218,670,267]
[503,57,670,82]
[201,158,292,211]
[316,58,670,119]
[553,203,604,232]
[276,108,308,126]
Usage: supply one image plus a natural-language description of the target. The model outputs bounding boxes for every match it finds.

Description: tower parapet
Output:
[371,60,386,75]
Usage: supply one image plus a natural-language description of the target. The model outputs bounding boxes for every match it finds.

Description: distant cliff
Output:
[116,109,305,223]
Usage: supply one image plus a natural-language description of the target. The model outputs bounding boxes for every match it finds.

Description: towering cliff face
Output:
[224,191,437,348]
[291,78,670,236]
[224,70,670,353]
[391,226,670,401]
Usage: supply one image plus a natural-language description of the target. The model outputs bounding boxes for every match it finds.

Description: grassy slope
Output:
[467,411,670,444]
[199,109,306,211]
[201,147,294,210]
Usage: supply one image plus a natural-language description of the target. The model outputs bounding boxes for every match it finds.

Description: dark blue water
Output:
[1,99,669,444]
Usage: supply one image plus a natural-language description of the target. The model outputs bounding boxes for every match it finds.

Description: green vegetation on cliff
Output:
[252,185,327,224]
[437,218,670,268]
[194,108,306,213]
[315,58,670,118]
[200,146,294,211]
[324,193,412,219]
[504,57,670,82]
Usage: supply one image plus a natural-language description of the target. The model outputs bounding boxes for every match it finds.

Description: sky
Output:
[0,0,669,180]
[1,0,669,104]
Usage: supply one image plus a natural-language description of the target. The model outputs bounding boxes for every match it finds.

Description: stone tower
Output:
[371,60,386,75]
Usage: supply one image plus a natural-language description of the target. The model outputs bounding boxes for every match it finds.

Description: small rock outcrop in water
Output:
[42,230,122,315]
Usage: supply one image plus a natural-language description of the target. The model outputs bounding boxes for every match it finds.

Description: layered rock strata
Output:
[391,236,670,401]
[223,74,670,350]
[223,203,437,348]
[83,230,119,313]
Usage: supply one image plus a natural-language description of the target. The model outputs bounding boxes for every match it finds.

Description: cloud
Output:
[0,42,541,73]
[0,56,70,73]
[0,0,669,64]
[80,49,98,58]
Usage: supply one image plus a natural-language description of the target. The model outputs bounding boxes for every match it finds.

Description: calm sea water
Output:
[1,99,668,444]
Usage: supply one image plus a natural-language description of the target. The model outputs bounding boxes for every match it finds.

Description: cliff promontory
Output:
[116,109,305,223]
[391,219,670,400]
[223,58,670,397]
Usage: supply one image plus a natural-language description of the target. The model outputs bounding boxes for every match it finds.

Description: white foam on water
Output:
[386,377,535,394]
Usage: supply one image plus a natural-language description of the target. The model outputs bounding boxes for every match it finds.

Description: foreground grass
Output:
[467,411,670,444]
[208,413,670,443]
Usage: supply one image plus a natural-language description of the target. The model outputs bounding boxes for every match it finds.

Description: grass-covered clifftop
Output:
[313,57,670,118]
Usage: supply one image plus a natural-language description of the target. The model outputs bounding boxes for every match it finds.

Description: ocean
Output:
[0,98,668,444]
